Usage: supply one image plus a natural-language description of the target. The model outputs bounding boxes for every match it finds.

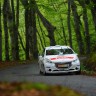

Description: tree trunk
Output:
[15,0,19,59]
[10,0,15,60]
[29,0,38,59]
[21,0,30,59]
[85,0,96,31]
[25,7,30,60]
[71,0,84,54]
[78,0,90,54]
[3,0,9,61]
[10,0,19,60]
[0,2,2,61]
[67,0,72,48]
[91,9,96,31]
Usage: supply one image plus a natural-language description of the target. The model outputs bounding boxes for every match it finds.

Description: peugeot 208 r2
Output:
[38,45,80,75]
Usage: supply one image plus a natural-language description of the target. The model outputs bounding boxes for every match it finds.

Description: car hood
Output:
[45,54,78,62]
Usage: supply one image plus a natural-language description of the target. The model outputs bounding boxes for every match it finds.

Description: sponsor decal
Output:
[50,58,57,60]
[50,56,74,60]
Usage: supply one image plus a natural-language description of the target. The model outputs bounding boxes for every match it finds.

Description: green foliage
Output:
[1,0,96,60]
[84,54,96,71]
[0,82,84,96]
[21,82,49,90]
[86,1,94,9]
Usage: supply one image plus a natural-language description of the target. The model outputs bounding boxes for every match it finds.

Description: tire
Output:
[76,70,81,75]
[39,70,43,75]
[42,64,47,75]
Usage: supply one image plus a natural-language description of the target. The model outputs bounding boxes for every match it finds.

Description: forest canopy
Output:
[0,0,96,61]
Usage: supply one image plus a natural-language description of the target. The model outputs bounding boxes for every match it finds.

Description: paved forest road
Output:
[0,63,96,96]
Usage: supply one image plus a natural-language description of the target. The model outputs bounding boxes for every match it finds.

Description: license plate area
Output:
[57,64,69,68]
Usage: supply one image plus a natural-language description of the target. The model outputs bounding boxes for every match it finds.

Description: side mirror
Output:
[38,52,44,58]
[39,55,42,58]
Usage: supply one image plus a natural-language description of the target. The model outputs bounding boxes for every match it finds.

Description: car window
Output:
[46,48,74,55]
[46,49,59,55]
[62,49,74,54]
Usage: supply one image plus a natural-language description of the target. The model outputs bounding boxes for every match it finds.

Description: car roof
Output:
[45,45,71,50]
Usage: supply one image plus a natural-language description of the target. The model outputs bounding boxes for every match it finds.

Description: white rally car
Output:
[38,45,81,75]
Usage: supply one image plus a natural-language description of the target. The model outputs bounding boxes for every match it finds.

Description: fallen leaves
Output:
[0,82,85,96]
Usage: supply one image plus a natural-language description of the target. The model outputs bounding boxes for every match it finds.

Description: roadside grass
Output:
[0,82,85,96]
[81,63,96,76]
[79,54,96,76]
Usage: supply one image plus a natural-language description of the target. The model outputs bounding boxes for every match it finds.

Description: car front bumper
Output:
[44,62,80,74]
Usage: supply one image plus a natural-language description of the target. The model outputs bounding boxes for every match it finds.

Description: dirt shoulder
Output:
[0,60,35,69]
[0,82,85,96]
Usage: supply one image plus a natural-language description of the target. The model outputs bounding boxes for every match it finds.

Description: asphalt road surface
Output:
[0,63,96,96]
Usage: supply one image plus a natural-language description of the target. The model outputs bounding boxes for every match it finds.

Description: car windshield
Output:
[46,48,74,55]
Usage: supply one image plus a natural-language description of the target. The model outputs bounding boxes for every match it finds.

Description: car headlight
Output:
[72,59,78,63]
[45,58,53,63]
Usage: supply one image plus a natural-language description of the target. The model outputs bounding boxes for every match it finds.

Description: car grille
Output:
[55,62,71,68]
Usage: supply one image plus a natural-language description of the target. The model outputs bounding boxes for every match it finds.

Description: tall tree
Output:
[3,0,9,60]
[21,0,56,59]
[67,0,72,48]
[21,0,38,59]
[78,0,90,54]
[21,0,30,59]
[0,2,2,61]
[91,0,96,33]
[70,0,84,54]
[10,0,19,60]
[84,0,96,31]
[29,0,38,59]
[15,0,20,59]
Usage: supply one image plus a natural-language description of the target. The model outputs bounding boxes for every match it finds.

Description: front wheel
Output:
[41,64,47,75]
[76,70,81,75]
[39,70,43,75]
